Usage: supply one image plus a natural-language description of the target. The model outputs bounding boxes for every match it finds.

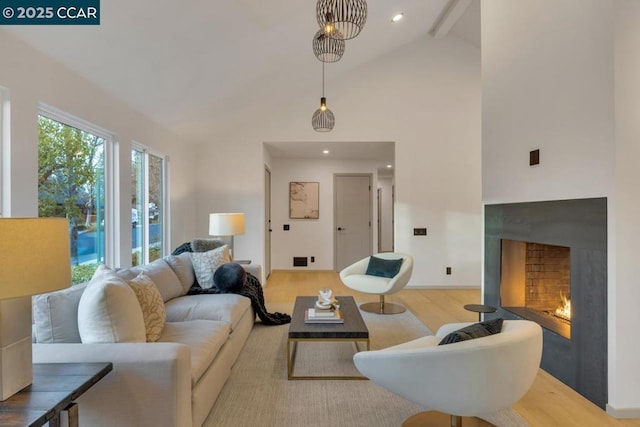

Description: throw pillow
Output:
[365,256,403,278]
[213,263,246,293]
[127,273,166,342]
[164,253,195,294]
[438,318,504,345]
[77,265,146,343]
[189,245,232,289]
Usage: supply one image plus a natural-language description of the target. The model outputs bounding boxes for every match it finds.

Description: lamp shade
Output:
[0,218,71,300]
[209,213,245,236]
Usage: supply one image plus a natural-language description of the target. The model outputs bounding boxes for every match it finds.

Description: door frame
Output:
[264,165,271,279]
[333,173,373,271]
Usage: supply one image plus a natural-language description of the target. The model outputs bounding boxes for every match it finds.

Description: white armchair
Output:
[339,253,413,314]
[353,320,543,426]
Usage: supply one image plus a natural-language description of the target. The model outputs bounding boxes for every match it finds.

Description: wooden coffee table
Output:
[287,296,369,380]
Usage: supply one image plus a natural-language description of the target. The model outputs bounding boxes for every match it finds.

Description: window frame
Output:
[131,141,170,265]
[0,86,9,217]
[38,103,120,267]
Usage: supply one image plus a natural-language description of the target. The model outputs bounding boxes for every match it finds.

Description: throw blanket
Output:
[172,243,291,325]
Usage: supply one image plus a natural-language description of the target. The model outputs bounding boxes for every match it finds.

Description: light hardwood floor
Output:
[264,270,640,427]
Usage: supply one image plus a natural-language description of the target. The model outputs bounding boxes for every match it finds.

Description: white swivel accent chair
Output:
[353,320,543,427]
[339,253,413,314]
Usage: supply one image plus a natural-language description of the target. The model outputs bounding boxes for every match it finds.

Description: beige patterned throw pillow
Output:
[189,245,232,289]
[128,273,166,342]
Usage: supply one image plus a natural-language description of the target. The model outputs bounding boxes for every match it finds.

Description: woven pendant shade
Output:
[316,0,367,40]
[313,29,345,62]
[312,97,335,132]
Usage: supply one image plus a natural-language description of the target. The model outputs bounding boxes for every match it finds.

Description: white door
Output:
[334,174,372,271]
[264,166,271,278]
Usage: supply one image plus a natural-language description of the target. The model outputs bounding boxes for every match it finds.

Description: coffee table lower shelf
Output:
[287,337,370,380]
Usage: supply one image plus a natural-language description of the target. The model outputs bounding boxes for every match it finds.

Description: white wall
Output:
[195,35,482,287]
[483,0,640,415]
[612,0,640,415]
[270,157,379,270]
[0,30,198,266]
[377,176,393,252]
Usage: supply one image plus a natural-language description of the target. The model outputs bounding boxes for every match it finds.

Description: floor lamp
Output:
[209,213,245,258]
[0,218,71,400]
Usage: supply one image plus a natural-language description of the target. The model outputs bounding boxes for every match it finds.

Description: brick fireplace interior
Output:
[501,240,571,339]
[484,198,607,409]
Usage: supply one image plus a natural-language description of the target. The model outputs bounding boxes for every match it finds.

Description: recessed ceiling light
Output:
[323,150,330,154]
[386,164,393,168]
[392,13,404,23]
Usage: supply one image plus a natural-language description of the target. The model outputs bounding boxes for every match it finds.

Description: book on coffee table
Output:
[305,308,344,324]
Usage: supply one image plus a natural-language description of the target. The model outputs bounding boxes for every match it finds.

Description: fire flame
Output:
[555,293,571,321]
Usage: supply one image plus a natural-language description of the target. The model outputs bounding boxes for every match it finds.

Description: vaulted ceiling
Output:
[3,0,479,162]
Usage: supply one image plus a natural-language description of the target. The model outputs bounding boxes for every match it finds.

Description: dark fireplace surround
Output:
[484,198,607,409]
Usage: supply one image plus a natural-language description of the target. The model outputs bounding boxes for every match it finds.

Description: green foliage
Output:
[38,115,104,223]
[71,263,100,285]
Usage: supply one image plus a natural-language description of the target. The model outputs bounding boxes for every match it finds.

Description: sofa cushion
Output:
[438,318,504,345]
[189,245,232,289]
[164,253,195,293]
[78,265,146,343]
[118,258,184,302]
[32,282,88,343]
[158,320,230,385]
[127,273,166,342]
[165,294,251,332]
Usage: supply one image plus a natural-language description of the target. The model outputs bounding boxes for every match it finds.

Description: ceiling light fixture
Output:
[387,164,393,168]
[312,63,335,132]
[323,150,330,154]
[392,13,404,23]
[316,0,368,40]
[313,29,345,62]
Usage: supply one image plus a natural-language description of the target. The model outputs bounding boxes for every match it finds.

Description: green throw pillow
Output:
[365,256,403,278]
[438,318,504,345]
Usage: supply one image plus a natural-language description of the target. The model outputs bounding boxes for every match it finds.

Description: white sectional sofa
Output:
[31,253,260,427]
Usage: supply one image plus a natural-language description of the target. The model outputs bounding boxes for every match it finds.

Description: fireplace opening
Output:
[500,239,571,339]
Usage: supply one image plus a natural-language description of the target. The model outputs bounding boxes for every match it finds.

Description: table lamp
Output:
[0,218,71,400]
[209,213,245,257]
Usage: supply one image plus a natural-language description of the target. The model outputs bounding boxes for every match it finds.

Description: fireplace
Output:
[484,198,607,409]
[501,240,571,339]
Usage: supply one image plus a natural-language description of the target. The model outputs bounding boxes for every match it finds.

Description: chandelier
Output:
[312,63,335,132]
[313,29,345,63]
[316,0,368,40]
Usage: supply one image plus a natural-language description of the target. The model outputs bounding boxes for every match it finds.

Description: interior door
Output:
[264,166,271,278]
[334,174,372,271]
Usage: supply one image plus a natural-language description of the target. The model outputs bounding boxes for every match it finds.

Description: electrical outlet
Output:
[446,267,452,275]
[311,256,315,263]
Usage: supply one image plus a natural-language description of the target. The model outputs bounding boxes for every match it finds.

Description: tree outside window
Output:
[38,115,105,283]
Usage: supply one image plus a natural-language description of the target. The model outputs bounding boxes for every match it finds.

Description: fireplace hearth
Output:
[484,198,607,409]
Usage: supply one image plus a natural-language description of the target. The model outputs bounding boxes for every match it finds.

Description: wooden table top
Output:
[288,296,369,340]
[0,362,112,427]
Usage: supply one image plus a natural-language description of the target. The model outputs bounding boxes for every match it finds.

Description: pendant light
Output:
[313,29,345,63]
[316,0,368,40]
[312,63,335,132]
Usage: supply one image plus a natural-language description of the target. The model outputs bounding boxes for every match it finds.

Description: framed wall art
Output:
[289,182,319,219]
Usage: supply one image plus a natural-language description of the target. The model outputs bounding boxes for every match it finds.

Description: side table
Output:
[0,362,112,427]
[464,304,497,322]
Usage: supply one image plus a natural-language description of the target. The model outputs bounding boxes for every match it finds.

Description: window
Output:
[131,144,169,266]
[38,106,117,283]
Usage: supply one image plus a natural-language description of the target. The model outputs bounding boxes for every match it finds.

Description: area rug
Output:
[204,303,529,427]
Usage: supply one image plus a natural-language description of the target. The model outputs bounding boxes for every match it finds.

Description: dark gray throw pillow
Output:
[438,318,504,345]
[365,256,403,278]
[213,263,246,293]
